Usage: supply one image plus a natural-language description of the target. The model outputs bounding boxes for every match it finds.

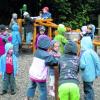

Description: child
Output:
[0,24,7,56]
[11,23,21,57]
[26,35,58,100]
[54,24,68,54]
[58,40,80,100]
[35,26,46,49]
[48,40,61,97]
[87,24,95,40]
[80,35,100,100]
[9,13,18,29]
[80,25,87,39]
[41,7,52,19]
[0,43,18,95]
[23,12,33,47]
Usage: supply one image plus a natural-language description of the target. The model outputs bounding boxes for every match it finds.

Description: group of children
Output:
[0,18,21,95]
[0,13,100,100]
[25,23,100,100]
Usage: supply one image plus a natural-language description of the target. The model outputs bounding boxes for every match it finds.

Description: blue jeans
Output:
[49,67,54,76]
[26,32,32,44]
[13,45,19,57]
[27,80,47,100]
[3,73,16,91]
[83,81,94,100]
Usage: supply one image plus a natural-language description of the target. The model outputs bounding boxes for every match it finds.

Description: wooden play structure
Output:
[17,18,100,53]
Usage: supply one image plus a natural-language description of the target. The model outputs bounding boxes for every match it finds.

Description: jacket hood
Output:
[5,43,13,54]
[81,26,87,35]
[64,40,78,54]
[81,36,94,50]
[37,35,51,49]
[12,23,19,31]
[50,40,59,48]
[57,24,66,35]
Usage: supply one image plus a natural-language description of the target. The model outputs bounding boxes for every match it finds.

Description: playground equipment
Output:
[17,18,100,53]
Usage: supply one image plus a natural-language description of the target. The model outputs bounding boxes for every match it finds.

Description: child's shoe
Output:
[0,90,7,95]
[11,90,16,95]
[48,90,55,97]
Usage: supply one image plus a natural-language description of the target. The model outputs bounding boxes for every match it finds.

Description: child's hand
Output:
[16,72,19,76]
[0,73,2,78]
[53,53,61,57]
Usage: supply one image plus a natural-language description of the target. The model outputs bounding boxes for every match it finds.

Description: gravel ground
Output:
[0,48,100,100]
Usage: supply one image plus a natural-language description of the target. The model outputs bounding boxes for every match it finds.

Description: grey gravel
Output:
[0,48,100,100]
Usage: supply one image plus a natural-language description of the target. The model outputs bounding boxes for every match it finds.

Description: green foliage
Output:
[65,4,91,29]
[39,0,99,29]
[52,0,96,29]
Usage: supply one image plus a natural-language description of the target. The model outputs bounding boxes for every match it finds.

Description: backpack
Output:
[29,57,48,81]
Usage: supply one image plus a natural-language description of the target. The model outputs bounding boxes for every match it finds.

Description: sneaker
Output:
[11,90,16,95]
[48,90,55,97]
[0,90,7,95]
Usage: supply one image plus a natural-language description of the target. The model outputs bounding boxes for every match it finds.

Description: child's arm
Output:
[80,53,87,70]
[91,51,100,77]
[17,33,22,44]
[45,55,58,66]
[61,36,68,45]
[13,55,19,75]
[0,58,2,77]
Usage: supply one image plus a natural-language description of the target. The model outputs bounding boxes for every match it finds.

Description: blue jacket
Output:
[80,36,100,82]
[0,43,18,79]
[11,23,21,45]
[42,12,51,19]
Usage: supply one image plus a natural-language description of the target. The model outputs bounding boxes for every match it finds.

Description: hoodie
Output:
[11,23,21,45]
[58,40,80,86]
[0,43,18,79]
[54,24,68,54]
[29,35,58,82]
[80,36,100,82]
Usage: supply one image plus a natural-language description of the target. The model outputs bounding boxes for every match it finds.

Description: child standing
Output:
[11,23,21,57]
[58,40,80,100]
[54,24,68,54]
[26,35,58,100]
[48,40,61,97]
[80,36,100,100]
[23,12,33,47]
[0,43,18,95]
[35,26,46,49]
[87,24,95,40]
[41,7,52,19]
[9,13,18,29]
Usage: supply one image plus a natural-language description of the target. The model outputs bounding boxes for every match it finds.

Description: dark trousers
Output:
[83,81,94,100]
[2,73,16,91]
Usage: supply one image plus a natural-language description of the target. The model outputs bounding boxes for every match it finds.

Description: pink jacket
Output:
[0,37,5,56]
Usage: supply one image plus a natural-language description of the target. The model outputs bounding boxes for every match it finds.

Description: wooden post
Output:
[48,27,52,39]
[54,66,59,100]
[33,24,37,52]
[17,18,23,34]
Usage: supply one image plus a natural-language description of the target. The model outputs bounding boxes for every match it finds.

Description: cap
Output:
[42,7,49,11]
[23,12,29,16]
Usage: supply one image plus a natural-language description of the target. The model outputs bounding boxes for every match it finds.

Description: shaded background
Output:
[0,0,100,27]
